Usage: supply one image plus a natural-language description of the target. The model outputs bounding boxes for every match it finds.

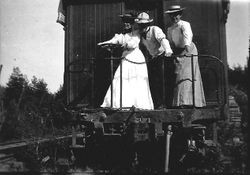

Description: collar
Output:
[173,20,182,27]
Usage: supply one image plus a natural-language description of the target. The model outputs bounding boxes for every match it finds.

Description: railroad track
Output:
[0,140,28,151]
[0,134,76,152]
[0,132,86,152]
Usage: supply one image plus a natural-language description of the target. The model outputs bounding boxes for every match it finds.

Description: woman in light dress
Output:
[165,5,206,107]
[98,13,154,109]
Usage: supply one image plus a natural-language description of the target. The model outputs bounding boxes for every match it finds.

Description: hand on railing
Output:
[164,51,173,57]
[97,43,122,52]
[97,41,108,46]
[184,53,193,57]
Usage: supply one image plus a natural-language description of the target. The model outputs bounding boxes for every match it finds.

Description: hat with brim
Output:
[119,13,136,23]
[165,5,185,14]
[135,12,153,24]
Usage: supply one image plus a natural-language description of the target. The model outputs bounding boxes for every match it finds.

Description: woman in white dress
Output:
[165,5,206,107]
[98,13,154,109]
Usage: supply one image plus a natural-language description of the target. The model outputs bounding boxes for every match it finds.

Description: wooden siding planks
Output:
[65,1,124,106]
[63,0,228,109]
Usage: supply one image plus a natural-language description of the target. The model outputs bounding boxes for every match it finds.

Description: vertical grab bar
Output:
[120,58,123,109]
[162,57,165,107]
[191,55,195,107]
[164,125,172,173]
[110,51,114,108]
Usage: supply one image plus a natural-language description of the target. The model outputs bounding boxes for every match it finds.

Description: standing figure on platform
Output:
[98,13,154,109]
[135,12,173,109]
[165,5,206,107]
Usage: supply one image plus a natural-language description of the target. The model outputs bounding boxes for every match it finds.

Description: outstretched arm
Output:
[97,34,123,46]
[97,38,117,46]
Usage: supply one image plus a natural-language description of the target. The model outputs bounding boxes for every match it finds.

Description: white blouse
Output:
[109,33,140,49]
[142,26,172,57]
[167,20,193,48]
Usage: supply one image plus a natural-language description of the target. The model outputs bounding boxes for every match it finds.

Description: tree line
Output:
[0,67,70,141]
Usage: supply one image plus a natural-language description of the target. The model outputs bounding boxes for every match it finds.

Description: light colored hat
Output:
[164,5,185,14]
[135,12,153,24]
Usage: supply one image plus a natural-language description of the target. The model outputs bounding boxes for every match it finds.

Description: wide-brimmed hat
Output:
[135,12,153,24]
[119,13,136,23]
[164,5,185,14]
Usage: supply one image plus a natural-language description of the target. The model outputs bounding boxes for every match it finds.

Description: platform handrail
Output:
[66,53,227,109]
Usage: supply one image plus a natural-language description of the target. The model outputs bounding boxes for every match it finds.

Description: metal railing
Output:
[67,49,227,109]
[100,53,226,109]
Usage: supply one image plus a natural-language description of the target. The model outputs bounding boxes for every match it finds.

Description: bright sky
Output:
[0,0,249,93]
[0,0,64,93]
[226,0,250,68]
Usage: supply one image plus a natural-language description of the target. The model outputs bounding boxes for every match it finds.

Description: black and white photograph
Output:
[0,0,249,174]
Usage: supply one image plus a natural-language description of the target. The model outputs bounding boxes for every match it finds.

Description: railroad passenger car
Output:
[57,0,230,172]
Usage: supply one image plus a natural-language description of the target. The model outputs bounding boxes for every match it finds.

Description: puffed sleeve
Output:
[109,34,125,45]
[153,26,166,42]
[153,26,173,54]
[181,21,193,46]
[107,34,139,49]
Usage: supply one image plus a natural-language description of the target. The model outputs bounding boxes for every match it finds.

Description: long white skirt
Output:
[101,48,154,109]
